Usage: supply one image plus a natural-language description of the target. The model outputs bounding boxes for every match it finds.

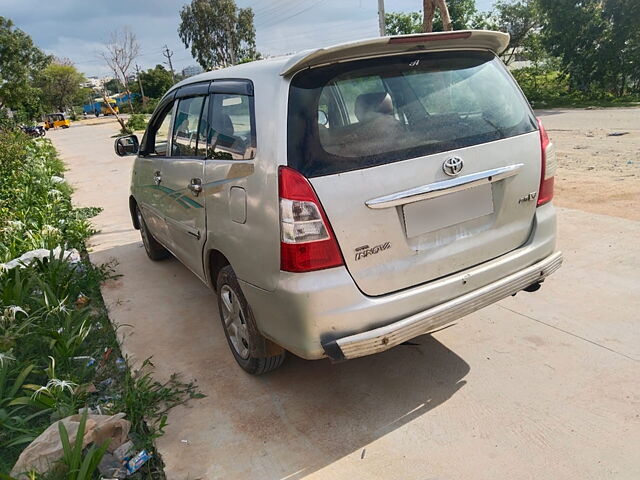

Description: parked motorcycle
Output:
[20,125,46,137]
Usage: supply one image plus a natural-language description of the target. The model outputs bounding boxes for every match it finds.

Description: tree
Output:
[103,78,121,96]
[38,59,86,112]
[100,27,140,112]
[131,65,175,99]
[384,12,423,35]
[538,0,640,96]
[178,0,258,69]
[492,0,541,65]
[433,0,477,31]
[385,0,477,35]
[0,17,50,117]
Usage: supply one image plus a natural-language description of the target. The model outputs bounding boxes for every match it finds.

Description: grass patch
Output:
[512,67,640,109]
[0,132,202,478]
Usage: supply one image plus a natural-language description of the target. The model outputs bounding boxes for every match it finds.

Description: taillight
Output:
[279,166,344,272]
[537,118,556,206]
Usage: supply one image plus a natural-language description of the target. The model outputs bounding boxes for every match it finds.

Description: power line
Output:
[258,0,326,29]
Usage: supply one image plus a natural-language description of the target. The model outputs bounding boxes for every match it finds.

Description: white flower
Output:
[7,306,27,317]
[0,352,16,367]
[40,225,61,236]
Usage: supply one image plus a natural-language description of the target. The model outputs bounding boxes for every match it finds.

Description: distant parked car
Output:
[115,30,562,374]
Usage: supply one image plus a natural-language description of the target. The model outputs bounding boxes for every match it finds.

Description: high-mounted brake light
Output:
[537,118,556,206]
[388,31,472,44]
[279,167,344,272]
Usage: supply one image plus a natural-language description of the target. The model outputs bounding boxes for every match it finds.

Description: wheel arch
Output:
[207,249,231,291]
[129,196,140,230]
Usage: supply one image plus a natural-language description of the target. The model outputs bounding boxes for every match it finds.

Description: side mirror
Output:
[114,134,139,156]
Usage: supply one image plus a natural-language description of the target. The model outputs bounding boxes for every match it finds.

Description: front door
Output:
[135,100,176,245]
[160,94,209,280]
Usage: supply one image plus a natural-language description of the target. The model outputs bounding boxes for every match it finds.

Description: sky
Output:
[2,0,494,78]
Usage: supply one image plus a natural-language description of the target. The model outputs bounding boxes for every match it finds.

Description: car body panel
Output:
[127,31,561,362]
[310,131,541,296]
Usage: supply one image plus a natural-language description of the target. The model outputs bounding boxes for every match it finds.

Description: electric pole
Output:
[135,63,146,105]
[162,45,176,83]
[378,0,385,36]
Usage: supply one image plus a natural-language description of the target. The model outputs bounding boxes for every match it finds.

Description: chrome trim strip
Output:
[331,251,563,360]
[365,163,524,209]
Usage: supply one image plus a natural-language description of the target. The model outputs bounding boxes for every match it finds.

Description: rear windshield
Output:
[288,51,537,177]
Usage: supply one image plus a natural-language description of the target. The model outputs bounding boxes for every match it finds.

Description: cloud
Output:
[3,0,494,77]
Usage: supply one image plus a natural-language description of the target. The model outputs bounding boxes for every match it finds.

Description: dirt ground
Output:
[537,108,640,220]
[48,109,640,480]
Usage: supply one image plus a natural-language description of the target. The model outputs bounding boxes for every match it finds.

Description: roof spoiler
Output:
[280,30,510,77]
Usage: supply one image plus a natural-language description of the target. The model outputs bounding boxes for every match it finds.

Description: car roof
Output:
[171,30,509,90]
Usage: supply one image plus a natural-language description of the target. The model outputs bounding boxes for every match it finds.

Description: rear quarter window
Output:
[288,51,537,177]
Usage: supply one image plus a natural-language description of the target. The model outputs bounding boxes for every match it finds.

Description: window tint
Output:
[210,93,255,160]
[288,51,537,177]
[153,102,174,156]
[196,96,209,157]
[172,96,205,157]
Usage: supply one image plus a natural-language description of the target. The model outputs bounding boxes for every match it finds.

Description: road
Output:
[49,109,640,480]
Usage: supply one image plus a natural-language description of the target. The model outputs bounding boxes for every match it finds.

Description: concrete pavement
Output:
[50,119,640,480]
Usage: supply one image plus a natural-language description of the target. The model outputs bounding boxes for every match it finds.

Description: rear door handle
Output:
[153,170,162,185]
[188,177,203,196]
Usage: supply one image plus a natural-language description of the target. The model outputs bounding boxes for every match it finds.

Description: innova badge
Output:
[442,156,464,176]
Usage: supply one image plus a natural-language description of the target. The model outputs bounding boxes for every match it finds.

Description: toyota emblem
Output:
[442,156,464,176]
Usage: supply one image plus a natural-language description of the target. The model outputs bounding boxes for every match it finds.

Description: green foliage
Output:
[491,0,541,65]
[37,61,86,113]
[0,17,50,115]
[538,0,640,95]
[131,65,175,99]
[113,358,204,450]
[58,410,109,480]
[126,114,148,132]
[102,78,121,96]
[385,0,478,34]
[0,133,97,262]
[440,0,478,30]
[384,11,423,35]
[512,66,640,107]
[0,133,203,475]
[119,113,148,135]
[178,0,258,69]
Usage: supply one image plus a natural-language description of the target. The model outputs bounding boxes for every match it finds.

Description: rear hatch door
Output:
[287,50,540,296]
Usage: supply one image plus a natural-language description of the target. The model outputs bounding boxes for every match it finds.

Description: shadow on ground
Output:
[95,239,470,479]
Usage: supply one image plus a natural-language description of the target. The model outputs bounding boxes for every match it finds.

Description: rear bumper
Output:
[325,251,562,360]
[240,203,559,360]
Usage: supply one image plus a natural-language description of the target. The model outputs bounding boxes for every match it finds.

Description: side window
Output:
[196,96,209,157]
[171,96,205,157]
[210,93,255,160]
[150,101,175,156]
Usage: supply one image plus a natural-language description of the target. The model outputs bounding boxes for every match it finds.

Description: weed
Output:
[0,133,202,478]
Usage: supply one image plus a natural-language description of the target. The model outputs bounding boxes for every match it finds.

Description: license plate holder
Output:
[402,184,494,238]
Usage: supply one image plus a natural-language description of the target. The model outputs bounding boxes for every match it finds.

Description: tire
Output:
[136,205,170,261]
[216,265,286,375]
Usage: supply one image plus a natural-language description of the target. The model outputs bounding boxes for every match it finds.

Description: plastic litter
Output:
[10,413,130,478]
[98,452,128,479]
[72,355,96,367]
[125,449,153,474]
[51,175,66,184]
[115,357,127,372]
[113,440,134,461]
[0,247,80,271]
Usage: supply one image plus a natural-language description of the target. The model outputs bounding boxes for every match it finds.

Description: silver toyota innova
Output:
[115,30,562,374]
